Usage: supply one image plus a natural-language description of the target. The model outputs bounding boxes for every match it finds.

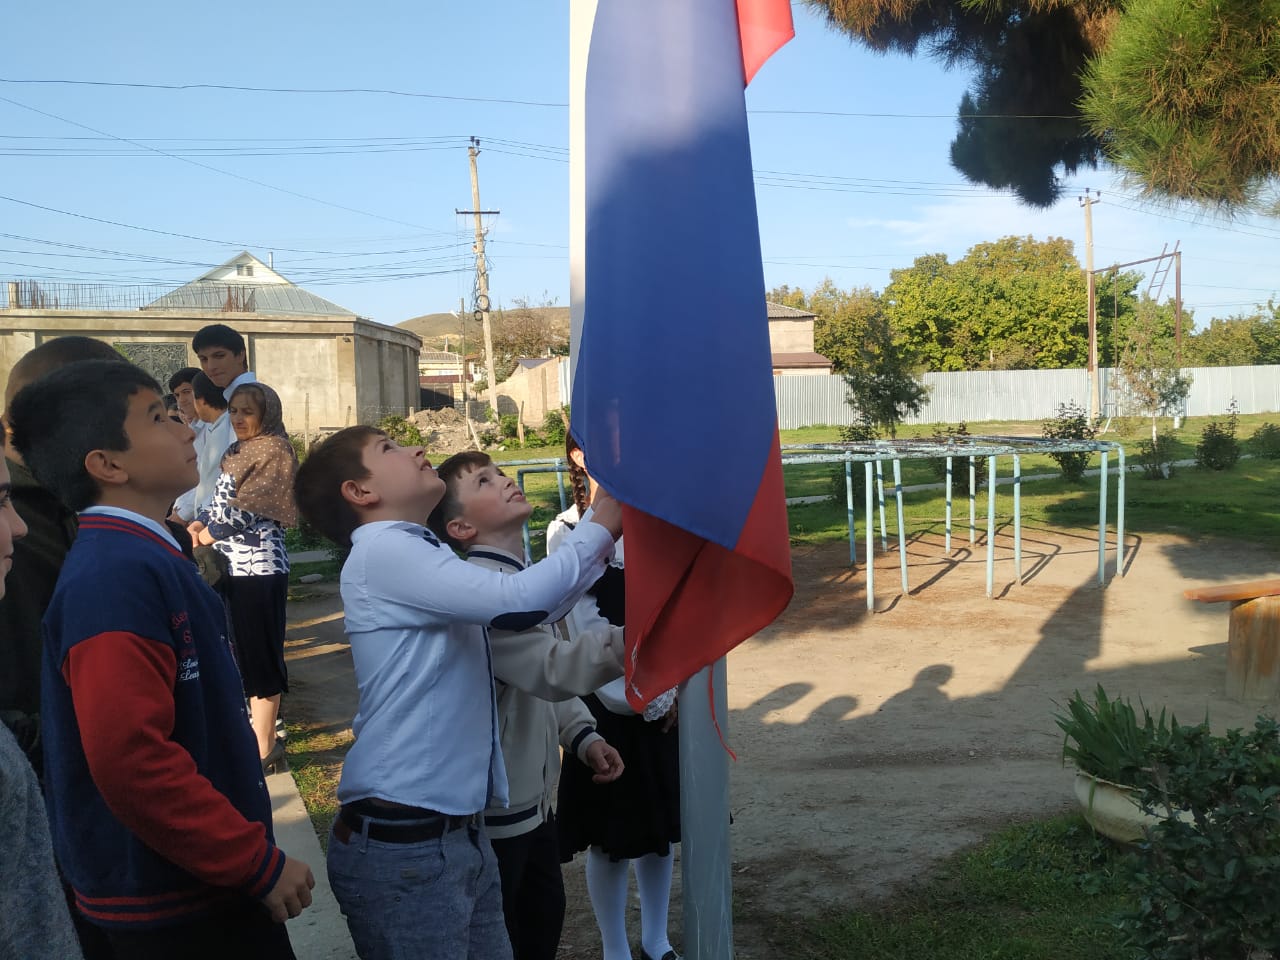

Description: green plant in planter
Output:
[1121,716,1280,960]
[1054,685,1175,788]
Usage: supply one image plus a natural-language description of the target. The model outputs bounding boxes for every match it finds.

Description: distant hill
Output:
[399,306,571,351]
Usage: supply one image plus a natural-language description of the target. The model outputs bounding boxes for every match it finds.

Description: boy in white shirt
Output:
[428,451,627,960]
[293,427,623,960]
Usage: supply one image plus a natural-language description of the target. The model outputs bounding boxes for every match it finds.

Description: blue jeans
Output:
[328,816,513,960]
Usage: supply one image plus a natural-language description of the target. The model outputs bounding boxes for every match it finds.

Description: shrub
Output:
[499,414,519,440]
[1137,434,1177,479]
[1250,422,1280,460]
[375,414,424,448]
[928,422,987,495]
[543,409,567,447]
[1041,401,1098,481]
[1195,399,1241,471]
[1122,716,1280,960]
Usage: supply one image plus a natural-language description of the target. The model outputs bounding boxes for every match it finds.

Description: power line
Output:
[0,93,459,236]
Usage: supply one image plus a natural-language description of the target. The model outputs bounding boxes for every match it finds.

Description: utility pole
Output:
[1080,190,1101,421]
[457,137,501,418]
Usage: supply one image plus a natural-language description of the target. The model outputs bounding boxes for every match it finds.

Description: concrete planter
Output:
[1073,771,1160,843]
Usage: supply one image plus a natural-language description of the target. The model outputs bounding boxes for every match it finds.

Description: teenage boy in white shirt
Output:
[292,426,623,960]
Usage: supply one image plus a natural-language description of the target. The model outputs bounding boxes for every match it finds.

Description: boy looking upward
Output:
[9,360,313,959]
[429,451,627,960]
[293,427,623,960]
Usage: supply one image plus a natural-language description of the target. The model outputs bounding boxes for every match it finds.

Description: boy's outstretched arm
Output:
[357,520,616,631]
[489,618,624,702]
[63,633,311,912]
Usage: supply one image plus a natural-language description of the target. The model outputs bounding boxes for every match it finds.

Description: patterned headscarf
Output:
[220,381,298,527]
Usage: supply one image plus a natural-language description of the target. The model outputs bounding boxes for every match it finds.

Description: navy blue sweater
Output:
[41,512,283,929]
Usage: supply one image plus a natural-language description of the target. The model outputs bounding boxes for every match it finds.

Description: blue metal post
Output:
[517,470,532,560]
[1117,446,1126,577]
[945,456,953,554]
[865,461,875,612]
[985,456,996,599]
[1097,450,1109,584]
[554,459,568,511]
[893,459,908,595]
[1013,454,1022,584]
[969,457,977,545]
[845,458,856,566]
[876,460,887,551]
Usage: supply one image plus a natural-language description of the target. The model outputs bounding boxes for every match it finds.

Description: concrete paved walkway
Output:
[267,766,358,959]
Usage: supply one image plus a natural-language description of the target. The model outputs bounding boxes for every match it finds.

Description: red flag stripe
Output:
[737,0,795,84]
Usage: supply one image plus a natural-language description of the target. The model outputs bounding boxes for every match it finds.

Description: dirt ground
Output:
[283,524,1280,959]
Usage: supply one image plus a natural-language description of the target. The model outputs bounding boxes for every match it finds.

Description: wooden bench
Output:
[1184,578,1280,702]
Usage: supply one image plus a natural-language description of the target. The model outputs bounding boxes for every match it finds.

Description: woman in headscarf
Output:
[191,381,297,772]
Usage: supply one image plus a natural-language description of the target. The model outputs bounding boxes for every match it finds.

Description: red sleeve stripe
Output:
[75,888,235,925]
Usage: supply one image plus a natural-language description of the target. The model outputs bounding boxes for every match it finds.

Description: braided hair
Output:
[566,431,591,517]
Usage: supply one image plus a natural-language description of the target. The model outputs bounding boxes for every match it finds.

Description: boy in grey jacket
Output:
[429,452,625,960]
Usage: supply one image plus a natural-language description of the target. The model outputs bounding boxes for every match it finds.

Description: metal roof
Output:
[144,281,356,317]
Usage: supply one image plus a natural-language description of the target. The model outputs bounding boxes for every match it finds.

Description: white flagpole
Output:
[679,660,735,960]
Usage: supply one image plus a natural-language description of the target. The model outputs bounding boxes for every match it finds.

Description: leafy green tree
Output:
[1186,315,1264,367]
[1117,297,1192,446]
[884,236,1090,370]
[843,309,928,438]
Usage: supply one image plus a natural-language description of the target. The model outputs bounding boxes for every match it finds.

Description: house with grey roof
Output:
[767,301,833,375]
[1,252,420,437]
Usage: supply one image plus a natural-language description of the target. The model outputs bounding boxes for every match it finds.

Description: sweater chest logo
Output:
[171,611,200,682]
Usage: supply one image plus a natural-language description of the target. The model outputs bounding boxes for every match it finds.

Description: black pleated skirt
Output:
[557,694,680,862]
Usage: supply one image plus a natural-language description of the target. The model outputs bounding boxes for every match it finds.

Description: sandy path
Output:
[284,525,1280,958]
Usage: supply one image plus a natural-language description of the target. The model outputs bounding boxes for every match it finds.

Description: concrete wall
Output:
[0,309,421,438]
[768,318,815,353]
[497,359,567,425]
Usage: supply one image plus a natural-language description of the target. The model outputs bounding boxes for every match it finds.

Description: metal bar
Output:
[517,470,532,560]
[876,460,887,551]
[846,458,856,566]
[945,456,953,554]
[865,461,875,612]
[969,457,977,546]
[678,660,734,960]
[1098,450,1109,584]
[554,459,568,511]
[893,459,908,595]
[1117,445,1127,577]
[986,456,996,599]
[1013,454,1022,584]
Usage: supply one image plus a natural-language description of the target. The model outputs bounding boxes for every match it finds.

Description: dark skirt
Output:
[224,573,289,699]
[557,694,680,863]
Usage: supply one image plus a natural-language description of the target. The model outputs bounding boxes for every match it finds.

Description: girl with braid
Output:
[547,433,681,960]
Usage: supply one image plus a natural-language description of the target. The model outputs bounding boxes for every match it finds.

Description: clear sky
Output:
[3,2,1279,330]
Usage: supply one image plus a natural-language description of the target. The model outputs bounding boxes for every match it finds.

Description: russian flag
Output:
[570,0,795,711]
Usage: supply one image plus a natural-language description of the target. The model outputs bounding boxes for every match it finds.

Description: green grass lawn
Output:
[765,815,1136,960]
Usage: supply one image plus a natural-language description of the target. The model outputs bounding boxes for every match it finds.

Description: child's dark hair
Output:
[190,372,228,410]
[566,432,590,515]
[9,360,162,512]
[167,366,201,392]
[4,336,124,412]
[293,426,384,548]
[192,323,246,356]
[426,451,493,547]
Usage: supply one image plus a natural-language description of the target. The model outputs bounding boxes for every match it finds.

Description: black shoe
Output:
[641,951,681,960]
[261,740,287,775]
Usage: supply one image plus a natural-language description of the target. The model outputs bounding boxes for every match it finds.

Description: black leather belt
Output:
[333,805,481,845]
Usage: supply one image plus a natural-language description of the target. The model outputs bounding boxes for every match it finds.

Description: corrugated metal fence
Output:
[773,365,1280,428]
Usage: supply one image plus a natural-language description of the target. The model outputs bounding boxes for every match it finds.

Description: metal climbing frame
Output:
[781,438,1127,610]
